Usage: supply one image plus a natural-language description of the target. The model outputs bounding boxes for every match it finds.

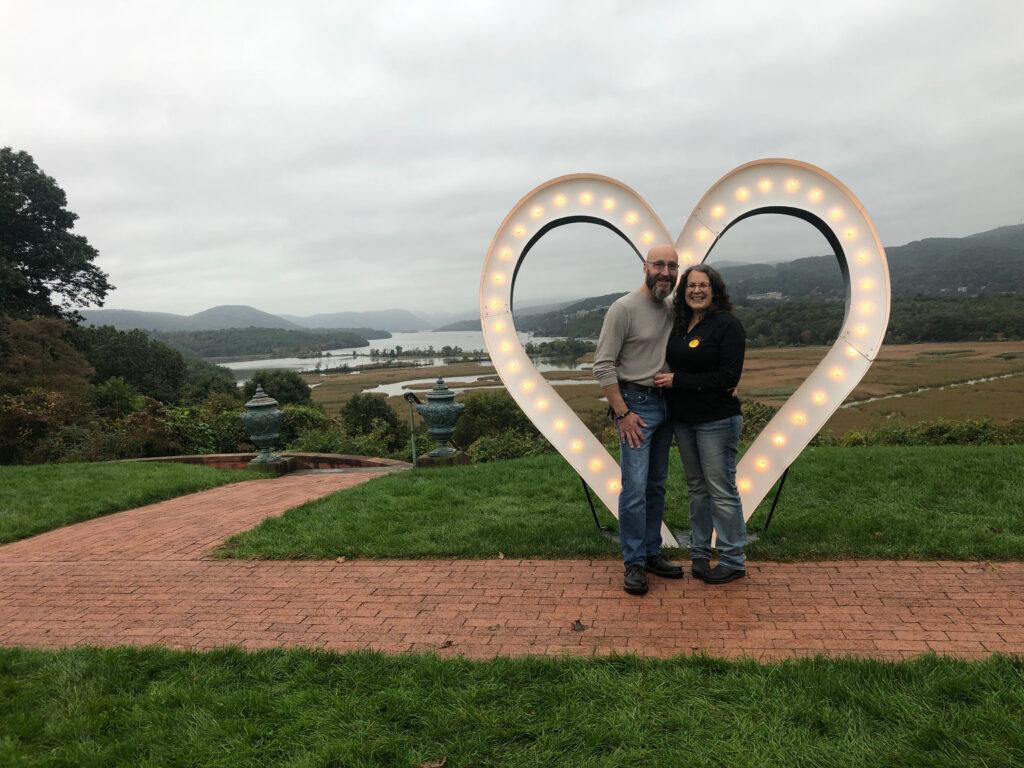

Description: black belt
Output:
[619,381,662,395]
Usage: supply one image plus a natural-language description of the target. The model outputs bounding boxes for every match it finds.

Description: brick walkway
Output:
[1,471,1022,661]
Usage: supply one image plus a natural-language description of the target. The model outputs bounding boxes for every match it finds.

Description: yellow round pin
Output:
[688,338,700,348]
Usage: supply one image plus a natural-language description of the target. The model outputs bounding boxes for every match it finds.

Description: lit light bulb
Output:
[696,228,710,242]
[509,361,520,372]
[739,479,752,491]
[531,205,544,219]
[493,273,505,285]
[608,480,621,492]
[513,225,525,237]
[829,207,843,220]
[602,197,616,210]
[808,189,823,202]
[785,178,800,192]
[831,367,844,379]
[499,248,512,261]
[756,457,769,471]
[570,439,583,452]
[758,178,773,192]
[813,391,827,404]
[854,324,868,337]
[772,434,786,447]
[580,192,593,205]
[490,299,502,310]
[553,194,567,208]
[680,251,694,263]
[856,251,870,264]
[521,380,534,392]
[843,227,857,240]
[625,211,639,225]
[641,231,654,243]
[791,411,807,426]
[735,187,750,201]
[553,419,566,432]
[860,302,872,313]
[535,399,548,410]
[711,205,725,219]
[860,279,873,289]
[590,458,602,472]
[845,346,860,358]
[500,341,511,352]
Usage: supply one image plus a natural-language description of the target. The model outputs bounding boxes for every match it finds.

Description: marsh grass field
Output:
[304,341,1024,436]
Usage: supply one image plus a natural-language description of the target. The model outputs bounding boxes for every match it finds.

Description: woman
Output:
[654,264,747,584]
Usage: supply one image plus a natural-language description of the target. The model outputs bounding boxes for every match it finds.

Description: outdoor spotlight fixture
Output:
[480,159,891,546]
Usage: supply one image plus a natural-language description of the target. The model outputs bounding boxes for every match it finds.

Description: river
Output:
[220,330,574,380]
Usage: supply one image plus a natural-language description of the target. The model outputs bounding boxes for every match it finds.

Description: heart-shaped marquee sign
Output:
[480,159,891,547]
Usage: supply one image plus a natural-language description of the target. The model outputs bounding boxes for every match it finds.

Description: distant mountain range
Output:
[82,224,1024,334]
[82,305,428,333]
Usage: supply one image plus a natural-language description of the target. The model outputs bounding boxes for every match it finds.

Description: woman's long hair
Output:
[672,264,733,334]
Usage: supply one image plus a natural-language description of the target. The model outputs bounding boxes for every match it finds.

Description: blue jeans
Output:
[673,415,746,569]
[617,388,673,567]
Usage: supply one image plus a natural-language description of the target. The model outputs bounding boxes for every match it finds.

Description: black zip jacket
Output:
[666,311,745,423]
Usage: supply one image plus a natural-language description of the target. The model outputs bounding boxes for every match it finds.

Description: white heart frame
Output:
[480,159,891,547]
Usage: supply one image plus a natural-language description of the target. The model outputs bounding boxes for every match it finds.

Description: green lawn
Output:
[220,446,1024,560]
[0,462,262,544]
[1,647,1021,767]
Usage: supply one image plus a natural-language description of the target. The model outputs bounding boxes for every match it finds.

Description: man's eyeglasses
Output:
[686,282,712,290]
[646,261,679,272]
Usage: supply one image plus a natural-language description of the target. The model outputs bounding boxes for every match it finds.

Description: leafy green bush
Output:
[92,377,142,419]
[288,420,393,459]
[279,404,334,445]
[467,430,550,463]
[340,393,404,450]
[241,369,311,406]
[452,390,539,450]
[74,325,187,403]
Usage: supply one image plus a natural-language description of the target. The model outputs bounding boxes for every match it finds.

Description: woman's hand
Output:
[654,372,674,388]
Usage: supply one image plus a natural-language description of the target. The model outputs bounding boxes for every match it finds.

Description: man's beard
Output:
[646,273,673,300]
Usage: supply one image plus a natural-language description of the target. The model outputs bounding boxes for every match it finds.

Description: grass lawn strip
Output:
[1,647,1021,767]
[220,446,1024,561]
[0,462,262,545]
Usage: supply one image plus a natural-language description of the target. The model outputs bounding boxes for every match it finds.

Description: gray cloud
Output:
[2,0,1021,317]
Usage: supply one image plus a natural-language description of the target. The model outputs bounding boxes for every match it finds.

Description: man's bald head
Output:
[642,244,678,300]
[647,244,677,263]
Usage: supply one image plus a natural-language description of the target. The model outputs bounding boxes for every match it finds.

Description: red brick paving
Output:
[1,470,1022,661]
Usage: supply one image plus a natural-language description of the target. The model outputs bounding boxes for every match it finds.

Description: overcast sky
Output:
[3,1,1022,319]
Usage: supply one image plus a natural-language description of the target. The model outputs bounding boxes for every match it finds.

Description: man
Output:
[593,243,683,595]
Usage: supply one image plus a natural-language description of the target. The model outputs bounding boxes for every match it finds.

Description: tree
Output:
[340,393,404,450]
[1,147,111,320]
[241,369,312,406]
[74,325,187,403]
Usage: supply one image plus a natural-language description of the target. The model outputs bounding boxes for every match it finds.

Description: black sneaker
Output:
[702,565,746,584]
[691,558,710,580]
[646,554,683,579]
[623,563,648,595]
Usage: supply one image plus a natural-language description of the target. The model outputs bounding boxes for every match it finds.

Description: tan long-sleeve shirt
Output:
[592,289,674,388]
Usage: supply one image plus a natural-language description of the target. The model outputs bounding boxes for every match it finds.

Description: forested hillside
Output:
[151,327,388,358]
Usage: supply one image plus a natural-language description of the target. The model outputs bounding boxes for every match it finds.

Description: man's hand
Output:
[654,372,673,388]
[618,411,648,449]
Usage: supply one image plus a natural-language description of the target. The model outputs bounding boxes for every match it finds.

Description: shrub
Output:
[180,356,238,404]
[467,430,550,463]
[288,420,393,459]
[340,393,404,450]
[242,369,311,406]
[74,325,186,403]
[0,389,85,464]
[92,376,142,419]
[451,390,538,449]
[279,404,334,445]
